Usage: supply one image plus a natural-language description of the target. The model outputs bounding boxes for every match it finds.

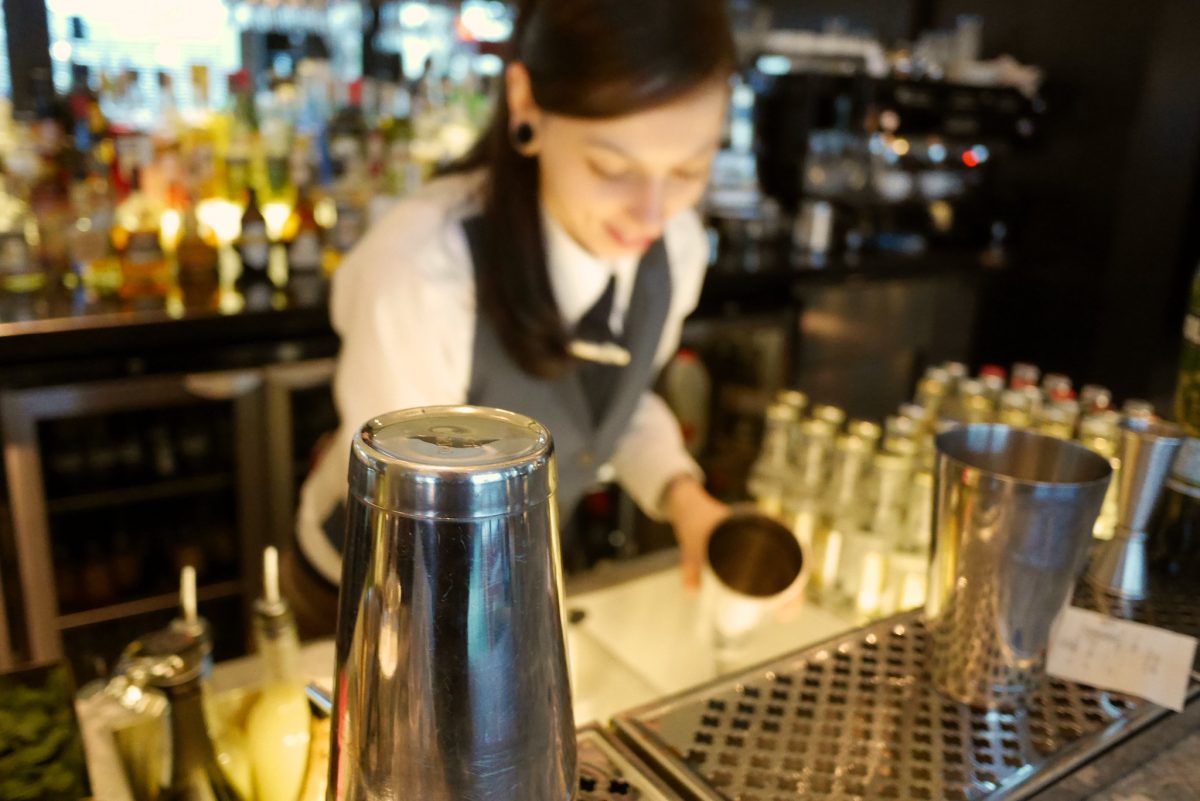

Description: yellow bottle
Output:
[246,547,311,801]
[112,167,172,297]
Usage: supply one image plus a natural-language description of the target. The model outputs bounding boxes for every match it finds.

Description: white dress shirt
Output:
[296,170,708,583]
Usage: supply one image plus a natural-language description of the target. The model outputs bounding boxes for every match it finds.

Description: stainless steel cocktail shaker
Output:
[328,406,575,801]
[927,424,1112,708]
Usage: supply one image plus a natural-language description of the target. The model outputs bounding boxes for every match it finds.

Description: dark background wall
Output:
[764,0,1200,403]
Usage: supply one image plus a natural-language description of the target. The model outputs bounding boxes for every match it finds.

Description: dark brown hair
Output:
[447,0,737,378]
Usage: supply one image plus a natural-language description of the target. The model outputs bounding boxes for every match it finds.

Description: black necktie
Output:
[575,275,620,425]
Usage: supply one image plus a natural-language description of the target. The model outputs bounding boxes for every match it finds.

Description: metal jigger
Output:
[1086,418,1186,599]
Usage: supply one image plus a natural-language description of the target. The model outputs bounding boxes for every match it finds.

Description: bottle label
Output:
[288,231,322,272]
[240,222,269,271]
[125,231,164,266]
[0,232,33,274]
[1185,314,1200,347]
[334,205,364,253]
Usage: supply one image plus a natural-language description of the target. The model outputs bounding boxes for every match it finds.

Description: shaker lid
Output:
[349,405,556,519]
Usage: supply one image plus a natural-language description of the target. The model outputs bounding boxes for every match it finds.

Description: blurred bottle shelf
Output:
[46,472,234,514]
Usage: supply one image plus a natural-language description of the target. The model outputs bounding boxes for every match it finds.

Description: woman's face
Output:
[515,72,727,260]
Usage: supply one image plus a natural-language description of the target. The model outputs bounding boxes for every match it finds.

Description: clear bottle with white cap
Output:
[810,433,871,603]
[882,471,934,615]
[748,401,798,518]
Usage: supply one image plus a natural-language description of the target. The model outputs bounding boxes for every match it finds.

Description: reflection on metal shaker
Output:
[328,406,575,801]
[927,425,1111,709]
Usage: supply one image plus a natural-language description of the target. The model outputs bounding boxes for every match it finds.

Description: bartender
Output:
[287,0,738,631]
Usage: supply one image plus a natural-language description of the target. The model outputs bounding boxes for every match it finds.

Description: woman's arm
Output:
[608,392,729,587]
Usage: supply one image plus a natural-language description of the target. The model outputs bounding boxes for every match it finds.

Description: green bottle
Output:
[1176,263,1200,436]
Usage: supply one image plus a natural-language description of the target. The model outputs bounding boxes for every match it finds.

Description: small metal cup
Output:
[926,425,1111,709]
[703,511,806,673]
[1086,418,1186,599]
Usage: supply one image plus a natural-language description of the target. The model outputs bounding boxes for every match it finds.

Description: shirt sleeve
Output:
[297,191,474,570]
[608,392,704,520]
[329,206,474,442]
[608,208,710,519]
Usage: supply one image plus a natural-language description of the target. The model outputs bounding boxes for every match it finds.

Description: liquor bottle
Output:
[810,433,871,602]
[915,372,949,419]
[236,188,271,300]
[997,389,1032,428]
[782,417,836,559]
[942,360,969,392]
[747,401,798,518]
[1175,262,1200,436]
[144,629,245,801]
[1078,413,1121,540]
[245,547,312,801]
[112,167,171,297]
[176,204,220,307]
[787,418,836,498]
[957,378,993,424]
[223,72,257,204]
[883,470,934,614]
[0,165,47,293]
[29,151,73,285]
[810,403,847,430]
[285,183,327,304]
[979,372,1007,405]
[1122,398,1157,422]
[836,451,909,619]
[1080,384,1114,415]
[775,389,809,416]
[1042,372,1073,402]
[168,567,254,799]
[1010,362,1040,390]
[846,419,882,451]
[1034,402,1075,440]
[882,414,918,454]
[67,176,121,295]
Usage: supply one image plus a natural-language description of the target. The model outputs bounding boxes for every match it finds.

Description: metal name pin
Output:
[568,339,633,367]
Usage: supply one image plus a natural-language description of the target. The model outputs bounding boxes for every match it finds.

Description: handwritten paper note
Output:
[1047,607,1197,712]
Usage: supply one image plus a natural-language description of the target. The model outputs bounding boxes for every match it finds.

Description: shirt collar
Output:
[542,208,640,332]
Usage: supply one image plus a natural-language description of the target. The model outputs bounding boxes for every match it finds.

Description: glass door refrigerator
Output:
[1,369,267,681]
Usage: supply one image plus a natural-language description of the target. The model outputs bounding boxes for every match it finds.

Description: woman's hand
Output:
[663,474,730,591]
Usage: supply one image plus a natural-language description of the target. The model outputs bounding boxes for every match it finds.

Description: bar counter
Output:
[75,549,1200,801]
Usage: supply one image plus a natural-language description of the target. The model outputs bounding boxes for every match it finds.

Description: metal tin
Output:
[348,405,556,519]
[1086,419,1186,600]
[330,405,575,801]
[929,425,1112,708]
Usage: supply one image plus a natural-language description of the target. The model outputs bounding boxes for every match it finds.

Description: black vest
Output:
[462,216,673,519]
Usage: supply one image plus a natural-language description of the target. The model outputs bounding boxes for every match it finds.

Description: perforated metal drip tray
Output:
[578,723,689,800]
[614,611,1196,801]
